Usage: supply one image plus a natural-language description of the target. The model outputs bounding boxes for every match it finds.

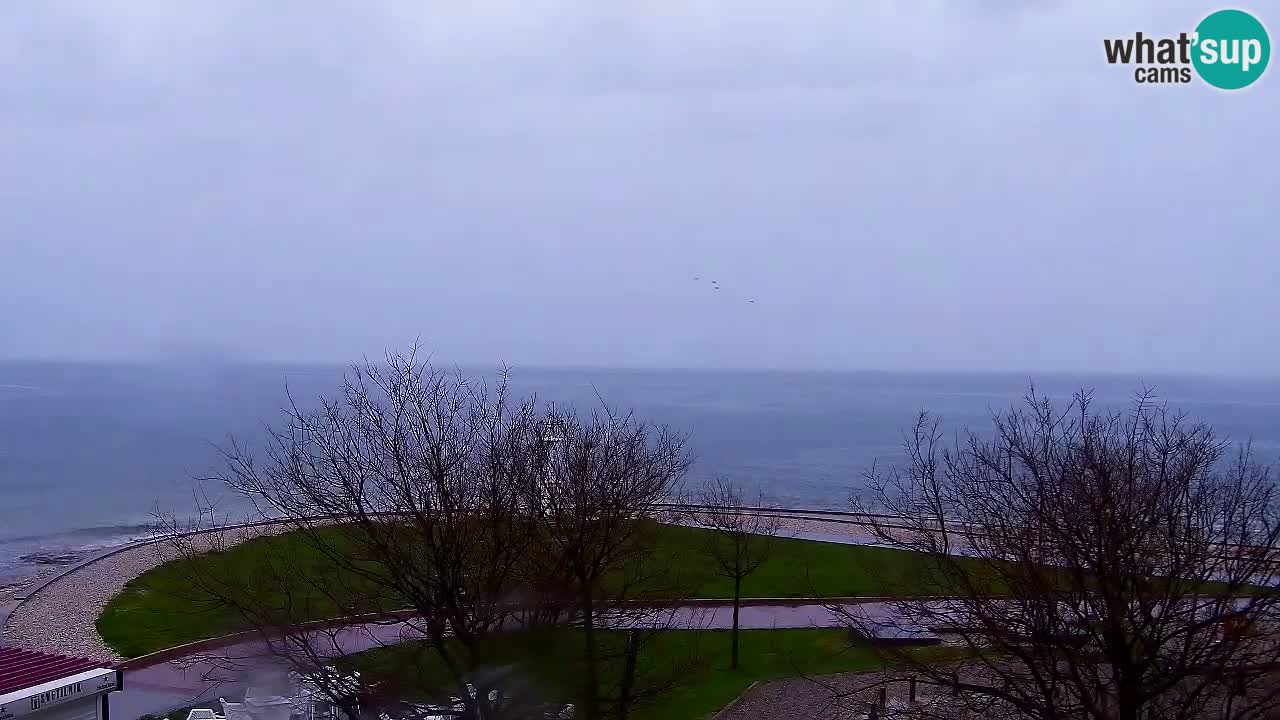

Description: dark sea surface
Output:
[2,361,1279,585]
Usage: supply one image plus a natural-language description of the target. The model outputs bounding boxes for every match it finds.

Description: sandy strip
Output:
[774,516,885,544]
[683,510,911,546]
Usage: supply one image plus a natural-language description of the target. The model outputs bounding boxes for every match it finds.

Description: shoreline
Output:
[0,525,170,601]
[0,567,59,605]
[2,521,296,660]
[1,509,917,661]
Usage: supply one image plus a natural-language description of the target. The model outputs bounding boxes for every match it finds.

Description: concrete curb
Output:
[114,608,423,670]
[111,596,926,669]
[710,680,760,720]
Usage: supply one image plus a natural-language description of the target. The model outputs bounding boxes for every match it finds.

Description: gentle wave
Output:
[0,383,53,394]
[0,522,159,545]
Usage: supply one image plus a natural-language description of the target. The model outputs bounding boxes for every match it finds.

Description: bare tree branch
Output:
[694,476,780,669]
[160,348,694,720]
[833,386,1280,720]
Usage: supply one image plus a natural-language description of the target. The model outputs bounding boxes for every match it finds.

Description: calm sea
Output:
[3,361,1279,585]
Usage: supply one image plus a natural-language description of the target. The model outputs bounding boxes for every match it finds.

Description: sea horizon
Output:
[4,354,1280,381]
[4,360,1280,586]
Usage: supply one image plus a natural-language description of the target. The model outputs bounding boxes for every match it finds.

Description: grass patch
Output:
[98,523,969,658]
[342,628,955,720]
[652,523,965,598]
[96,530,385,658]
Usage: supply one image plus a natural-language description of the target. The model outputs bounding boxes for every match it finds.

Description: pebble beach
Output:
[2,523,291,661]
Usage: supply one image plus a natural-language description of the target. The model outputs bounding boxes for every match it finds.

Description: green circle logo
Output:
[1192,9,1270,90]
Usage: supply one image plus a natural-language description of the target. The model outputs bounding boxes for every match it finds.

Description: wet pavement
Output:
[113,621,428,720]
[109,602,922,719]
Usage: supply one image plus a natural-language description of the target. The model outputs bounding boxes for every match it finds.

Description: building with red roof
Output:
[0,648,119,720]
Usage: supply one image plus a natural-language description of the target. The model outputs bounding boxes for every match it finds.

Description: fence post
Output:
[909,676,917,703]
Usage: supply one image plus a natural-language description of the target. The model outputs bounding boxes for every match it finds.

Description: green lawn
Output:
[341,628,956,720]
[98,523,966,658]
[96,527,410,658]
[652,524,960,599]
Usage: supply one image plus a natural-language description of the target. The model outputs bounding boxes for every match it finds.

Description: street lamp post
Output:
[539,417,565,514]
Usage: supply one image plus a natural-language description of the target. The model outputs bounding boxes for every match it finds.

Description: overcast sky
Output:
[1,1,1275,374]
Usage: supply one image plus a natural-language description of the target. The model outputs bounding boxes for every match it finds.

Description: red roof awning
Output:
[0,648,102,697]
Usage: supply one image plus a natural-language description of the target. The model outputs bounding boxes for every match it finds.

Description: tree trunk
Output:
[731,574,742,670]
[581,587,600,720]
[1116,673,1141,720]
[619,630,639,720]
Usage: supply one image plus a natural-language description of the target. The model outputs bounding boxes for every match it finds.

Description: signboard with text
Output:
[0,669,117,720]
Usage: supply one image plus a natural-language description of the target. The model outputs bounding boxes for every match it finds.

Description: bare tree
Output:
[160,349,691,720]
[163,350,548,718]
[525,405,694,720]
[834,387,1280,720]
[695,477,780,670]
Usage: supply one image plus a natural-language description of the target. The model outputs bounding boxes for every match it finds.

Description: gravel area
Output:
[3,523,291,662]
[771,514,982,555]
[773,516,885,544]
[673,505,946,548]
[717,667,1272,719]
[676,510,885,545]
[716,668,1002,720]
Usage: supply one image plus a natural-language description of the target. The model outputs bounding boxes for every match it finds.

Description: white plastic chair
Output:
[243,687,266,703]
[220,699,252,720]
[245,696,293,720]
[186,709,221,720]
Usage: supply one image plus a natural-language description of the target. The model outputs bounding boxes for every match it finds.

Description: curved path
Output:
[112,600,913,720]
[0,508,941,720]
[0,508,907,668]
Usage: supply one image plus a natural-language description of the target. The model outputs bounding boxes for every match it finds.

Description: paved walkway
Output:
[0,511,931,719]
[114,619,427,719]
[111,602,907,720]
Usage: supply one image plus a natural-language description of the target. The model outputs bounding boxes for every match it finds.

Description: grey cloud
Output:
[0,1,1276,374]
